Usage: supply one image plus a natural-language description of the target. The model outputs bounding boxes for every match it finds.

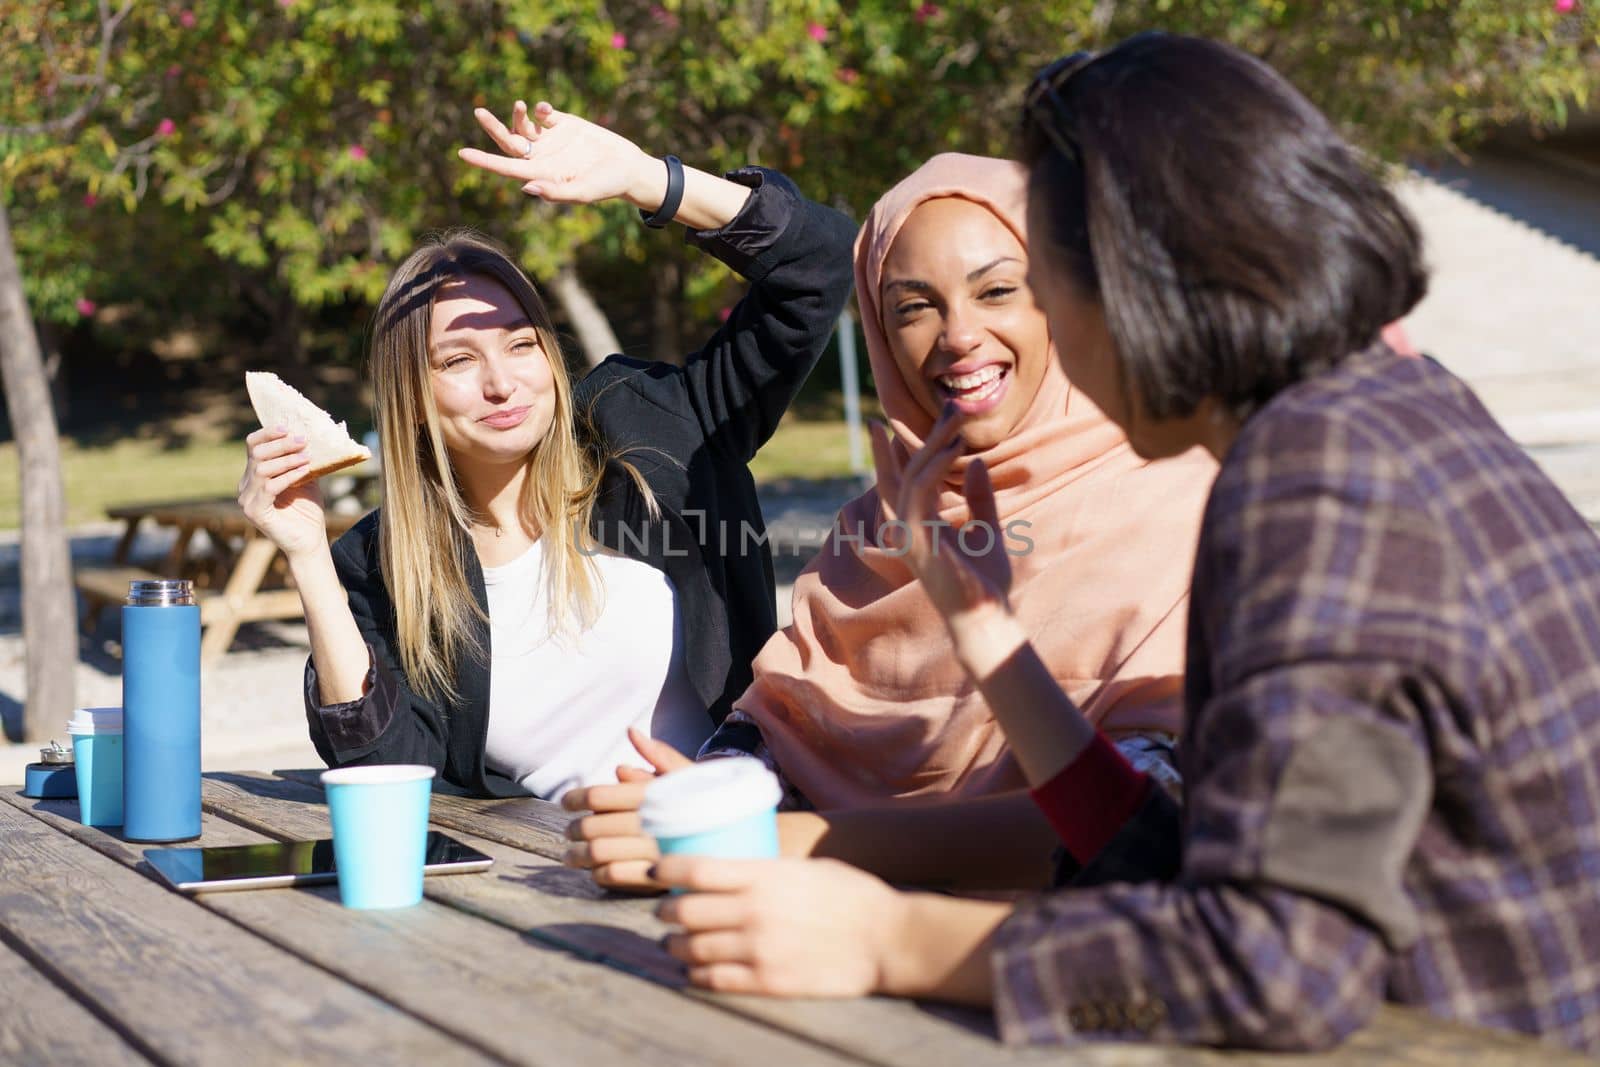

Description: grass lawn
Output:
[0,417,869,531]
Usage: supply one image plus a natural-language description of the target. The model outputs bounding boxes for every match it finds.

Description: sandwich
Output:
[245,371,371,484]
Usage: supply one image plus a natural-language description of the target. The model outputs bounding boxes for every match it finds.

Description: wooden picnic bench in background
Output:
[2,770,1590,1067]
[74,498,367,662]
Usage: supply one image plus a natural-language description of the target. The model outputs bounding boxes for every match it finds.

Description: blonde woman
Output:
[238,101,854,798]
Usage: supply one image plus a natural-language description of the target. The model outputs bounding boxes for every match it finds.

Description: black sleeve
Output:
[303,533,452,774]
[588,167,855,465]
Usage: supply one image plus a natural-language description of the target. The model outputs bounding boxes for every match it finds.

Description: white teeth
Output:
[938,365,1006,397]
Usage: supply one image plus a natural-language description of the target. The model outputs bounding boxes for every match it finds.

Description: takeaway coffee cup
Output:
[321,764,436,909]
[66,706,124,827]
[638,758,782,860]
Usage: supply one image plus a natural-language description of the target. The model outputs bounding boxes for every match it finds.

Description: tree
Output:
[0,0,140,741]
[8,2,1595,371]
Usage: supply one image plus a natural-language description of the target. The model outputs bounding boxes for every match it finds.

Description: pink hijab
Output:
[736,154,1218,810]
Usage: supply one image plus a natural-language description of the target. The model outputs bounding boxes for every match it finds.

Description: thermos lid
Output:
[126,578,195,606]
[38,739,73,764]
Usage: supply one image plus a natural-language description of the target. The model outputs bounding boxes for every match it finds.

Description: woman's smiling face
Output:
[878,197,1052,450]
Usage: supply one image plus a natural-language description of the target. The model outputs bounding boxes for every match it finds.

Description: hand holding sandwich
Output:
[237,372,374,705]
[238,427,329,560]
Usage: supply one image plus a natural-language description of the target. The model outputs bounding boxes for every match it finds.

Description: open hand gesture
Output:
[459,100,656,206]
[871,408,1013,628]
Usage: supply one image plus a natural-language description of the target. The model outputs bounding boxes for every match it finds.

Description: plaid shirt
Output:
[992,346,1600,1053]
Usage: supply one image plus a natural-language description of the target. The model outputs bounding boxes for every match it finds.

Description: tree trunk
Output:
[0,205,77,742]
[546,265,621,369]
[649,256,683,365]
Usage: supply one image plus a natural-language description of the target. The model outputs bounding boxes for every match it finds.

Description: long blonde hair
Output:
[369,231,627,704]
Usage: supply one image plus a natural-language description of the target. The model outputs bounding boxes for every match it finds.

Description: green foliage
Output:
[2,0,1596,350]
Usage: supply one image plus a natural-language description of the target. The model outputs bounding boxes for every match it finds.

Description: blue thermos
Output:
[122,578,201,842]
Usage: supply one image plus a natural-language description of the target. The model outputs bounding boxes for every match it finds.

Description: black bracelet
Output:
[639,155,685,229]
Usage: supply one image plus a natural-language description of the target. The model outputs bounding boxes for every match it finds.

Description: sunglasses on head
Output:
[1023,50,1098,167]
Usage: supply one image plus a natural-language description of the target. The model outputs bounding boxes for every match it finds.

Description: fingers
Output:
[616,765,656,784]
[592,860,662,892]
[254,449,312,482]
[663,930,750,967]
[560,780,648,814]
[563,834,658,870]
[457,145,531,180]
[686,963,763,994]
[512,99,538,145]
[627,727,693,773]
[655,881,753,927]
[964,457,1001,534]
[472,105,525,157]
[531,100,559,127]
[247,430,307,464]
[897,414,965,538]
[245,426,287,448]
[566,808,642,841]
[650,855,764,896]
[867,420,903,521]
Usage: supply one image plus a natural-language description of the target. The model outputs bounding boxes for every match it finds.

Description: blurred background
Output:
[1,1,1598,756]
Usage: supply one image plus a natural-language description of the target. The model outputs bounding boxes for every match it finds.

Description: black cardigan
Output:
[303,168,855,796]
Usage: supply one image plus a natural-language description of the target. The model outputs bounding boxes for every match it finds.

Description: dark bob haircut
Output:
[1020,32,1428,422]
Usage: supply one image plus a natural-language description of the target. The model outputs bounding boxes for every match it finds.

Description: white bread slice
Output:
[245,371,371,485]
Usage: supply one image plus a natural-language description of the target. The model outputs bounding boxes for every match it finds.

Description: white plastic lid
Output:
[320,764,436,786]
[66,706,123,735]
[637,758,781,839]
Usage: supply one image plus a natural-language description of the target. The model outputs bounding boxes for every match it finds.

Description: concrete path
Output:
[1397,156,1600,520]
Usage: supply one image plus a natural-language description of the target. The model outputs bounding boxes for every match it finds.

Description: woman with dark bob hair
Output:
[644,34,1600,1054]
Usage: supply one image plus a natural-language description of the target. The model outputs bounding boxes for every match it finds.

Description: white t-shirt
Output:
[480,540,711,800]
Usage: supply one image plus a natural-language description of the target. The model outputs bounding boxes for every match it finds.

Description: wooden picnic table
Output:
[75,498,369,662]
[2,771,1588,1067]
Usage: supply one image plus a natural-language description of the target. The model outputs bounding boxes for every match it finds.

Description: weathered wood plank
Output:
[0,794,495,1067]
[0,939,155,1067]
[277,766,568,859]
[5,786,863,1067]
[232,774,1598,1067]
[202,775,1154,1066]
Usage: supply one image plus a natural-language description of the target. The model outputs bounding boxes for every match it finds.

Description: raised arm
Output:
[460,99,854,464]
[458,99,754,230]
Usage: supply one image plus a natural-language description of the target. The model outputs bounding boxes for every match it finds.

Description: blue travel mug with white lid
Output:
[638,758,782,863]
[122,578,201,843]
[67,706,124,827]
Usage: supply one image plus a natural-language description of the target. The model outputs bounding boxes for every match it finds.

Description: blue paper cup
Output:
[320,764,435,910]
[639,758,781,865]
[67,707,124,827]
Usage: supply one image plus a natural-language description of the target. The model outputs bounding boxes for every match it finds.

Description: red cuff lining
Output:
[1029,733,1153,864]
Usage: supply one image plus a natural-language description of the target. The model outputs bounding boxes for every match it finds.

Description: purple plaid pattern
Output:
[992,347,1600,1053]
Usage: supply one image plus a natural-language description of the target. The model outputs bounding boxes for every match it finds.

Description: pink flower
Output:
[165,64,182,79]
[76,298,97,317]
[1555,0,1576,12]
[156,118,176,137]
[807,22,827,42]
[611,31,627,48]
[915,3,942,22]
[178,9,195,27]
[718,306,733,323]
[348,144,368,161]
[649,6,679,28]
[836,67,859,84]
[82,193,98,208]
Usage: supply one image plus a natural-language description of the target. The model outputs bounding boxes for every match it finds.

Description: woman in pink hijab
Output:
[564,153,1217,889]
